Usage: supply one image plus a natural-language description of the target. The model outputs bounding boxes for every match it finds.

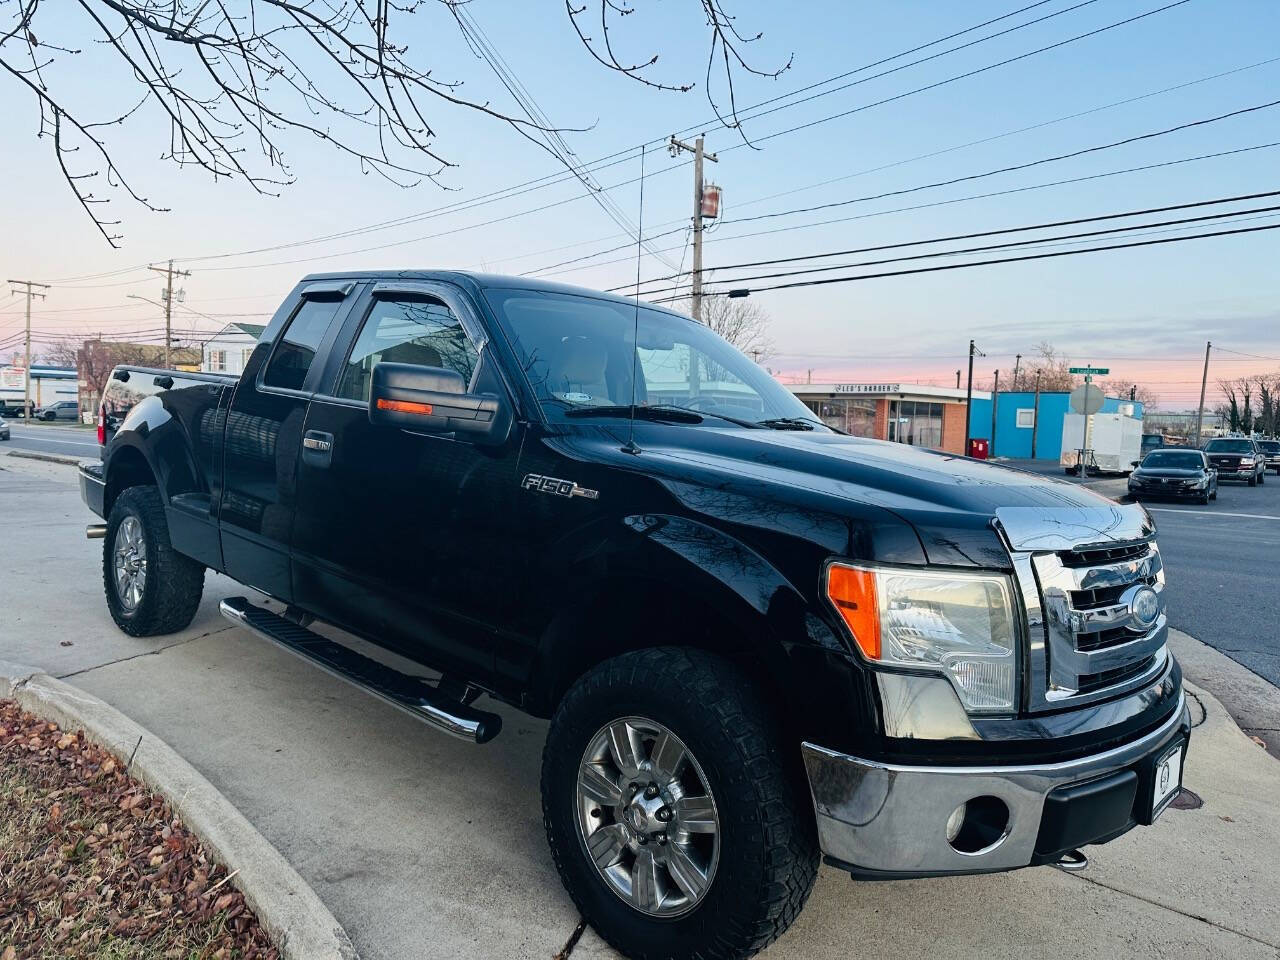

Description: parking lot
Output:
[3,444,1280,959]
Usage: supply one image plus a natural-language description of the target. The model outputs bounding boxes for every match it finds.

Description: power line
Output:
[161,0,1088,270]
[614,189,1280,293]
[640,206,1280,298]
[552,142,1280,283]
[726,99,1280,228]
[653,221,1280,300]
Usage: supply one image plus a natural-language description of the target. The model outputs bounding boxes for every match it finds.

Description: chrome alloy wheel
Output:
[113,515,148,611]
[576,717,720,918]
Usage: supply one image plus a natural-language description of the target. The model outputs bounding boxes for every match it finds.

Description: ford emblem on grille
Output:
[1126,585,1160,630]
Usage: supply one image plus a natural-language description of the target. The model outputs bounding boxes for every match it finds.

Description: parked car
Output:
[1257,439,1280,475]
[38,400,80,421]
[1128,449,1216,504]
[0,418,9,441]
[0,400,34,419]
[1140,433,1165,457]
[79,272,1190,960]
[1202,437,1266,486]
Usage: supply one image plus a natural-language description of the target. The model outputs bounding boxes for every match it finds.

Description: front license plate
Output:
[1151,742,1184,819]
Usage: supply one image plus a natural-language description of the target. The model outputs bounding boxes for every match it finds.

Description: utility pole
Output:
[1013,353,1022,392]
[1031,371,1042,459]
[8,279,49,420]
[148,260,190,369]
[991,369,1000,456]
[1194,340,1211,447]
[964,340,976,455]
[668,135,718,325]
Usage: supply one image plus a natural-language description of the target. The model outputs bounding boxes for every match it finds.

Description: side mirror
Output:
[369,362,510,445]
[1131,460,1141,468]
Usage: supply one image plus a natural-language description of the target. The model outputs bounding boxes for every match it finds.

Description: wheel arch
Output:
[104,442,158,516]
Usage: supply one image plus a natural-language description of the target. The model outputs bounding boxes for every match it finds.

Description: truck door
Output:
[290,281,523,678]
[219,282,355,600]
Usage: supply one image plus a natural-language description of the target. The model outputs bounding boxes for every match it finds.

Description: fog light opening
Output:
[946,796,1010,855]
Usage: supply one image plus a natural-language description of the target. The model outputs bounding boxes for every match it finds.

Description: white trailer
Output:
[1060,412,1144,474]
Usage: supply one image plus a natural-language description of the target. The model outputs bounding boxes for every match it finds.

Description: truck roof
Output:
[298,270,690,320]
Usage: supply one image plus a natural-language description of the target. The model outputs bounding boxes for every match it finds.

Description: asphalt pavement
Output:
[1,419,101,458]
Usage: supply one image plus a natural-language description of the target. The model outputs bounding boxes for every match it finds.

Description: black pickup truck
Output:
[81,272,1189,960]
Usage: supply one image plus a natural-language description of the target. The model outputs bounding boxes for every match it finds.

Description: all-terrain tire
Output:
[542,647,819,960]
[103,485,205,636]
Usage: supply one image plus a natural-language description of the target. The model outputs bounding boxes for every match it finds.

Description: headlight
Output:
[826,563,1018,713]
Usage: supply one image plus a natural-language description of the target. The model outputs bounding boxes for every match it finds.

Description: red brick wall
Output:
[941,402,968,454]
[873,399,889,440]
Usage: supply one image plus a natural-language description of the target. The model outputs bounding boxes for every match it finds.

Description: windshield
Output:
[1204,439,1253,453]
[484,288,825,427]
[1142,451,1203,469]
[1258,440,1280,452]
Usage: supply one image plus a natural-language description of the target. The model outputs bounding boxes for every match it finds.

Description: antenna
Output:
[622,144,646,456]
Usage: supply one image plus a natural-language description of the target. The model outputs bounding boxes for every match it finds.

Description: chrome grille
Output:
[1005,544,1167,713]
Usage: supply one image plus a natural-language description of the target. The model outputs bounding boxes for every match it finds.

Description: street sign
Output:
[1069,366,1110,375]
[1069,383,1105,415]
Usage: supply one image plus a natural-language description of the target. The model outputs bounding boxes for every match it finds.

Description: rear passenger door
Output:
[219,281,356,601]
[291,281,524,678]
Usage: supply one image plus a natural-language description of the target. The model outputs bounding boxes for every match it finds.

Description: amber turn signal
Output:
[376,397,434,416]
[826,564,880,660]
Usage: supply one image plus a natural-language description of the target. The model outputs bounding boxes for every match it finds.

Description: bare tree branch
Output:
[3,0,787,245]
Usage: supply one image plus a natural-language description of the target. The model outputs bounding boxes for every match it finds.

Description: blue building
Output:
[967,392,1142,460]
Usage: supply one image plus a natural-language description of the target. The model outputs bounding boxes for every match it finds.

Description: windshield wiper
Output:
[756,417,820,431]
[563,404,766,429]
[564,404,703,423]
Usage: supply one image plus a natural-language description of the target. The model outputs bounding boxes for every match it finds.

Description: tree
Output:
[1100,378,1159,411]
[1253,374,1280,437]
[1218,377,1256,434]
[1019,341,1077,393]
[2,1,788,245]
[672,296,772,360]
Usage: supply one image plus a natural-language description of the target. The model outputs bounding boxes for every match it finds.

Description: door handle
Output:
[302,430,334,467]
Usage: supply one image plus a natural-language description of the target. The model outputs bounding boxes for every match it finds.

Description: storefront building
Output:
[787,383,983,455]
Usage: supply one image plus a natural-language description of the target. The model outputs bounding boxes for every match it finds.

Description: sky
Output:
[1,0,1278,411]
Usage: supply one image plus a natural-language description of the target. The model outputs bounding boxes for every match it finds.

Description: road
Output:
[1139,477,1280,687]
[2,420,100,458]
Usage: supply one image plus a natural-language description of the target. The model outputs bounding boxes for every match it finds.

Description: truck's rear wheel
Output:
[542,648,818,960]
[103,486,205,636]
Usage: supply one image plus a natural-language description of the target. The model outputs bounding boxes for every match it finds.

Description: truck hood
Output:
[622,425,1140,567]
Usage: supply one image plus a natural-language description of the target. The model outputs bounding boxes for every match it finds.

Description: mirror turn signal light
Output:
[376,398,434,416]
[825,564,881,660]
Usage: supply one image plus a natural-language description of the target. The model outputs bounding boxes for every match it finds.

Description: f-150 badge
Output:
[522,474,599,500]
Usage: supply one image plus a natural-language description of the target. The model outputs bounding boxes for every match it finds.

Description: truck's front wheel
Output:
[542,648,818,960]
[103,486,205,636]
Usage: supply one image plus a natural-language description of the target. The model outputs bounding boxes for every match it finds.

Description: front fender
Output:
[527,512,879,752]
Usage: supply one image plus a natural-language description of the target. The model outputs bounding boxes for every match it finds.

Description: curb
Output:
[1,449,83,466]
[0,660,359,960]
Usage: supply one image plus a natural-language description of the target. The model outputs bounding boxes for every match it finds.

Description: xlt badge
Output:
[522,473,599,500]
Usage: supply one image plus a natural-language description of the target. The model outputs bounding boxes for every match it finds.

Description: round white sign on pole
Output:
[1069,383,1104,415]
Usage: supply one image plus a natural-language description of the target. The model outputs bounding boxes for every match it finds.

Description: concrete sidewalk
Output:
[4,451,1279,959]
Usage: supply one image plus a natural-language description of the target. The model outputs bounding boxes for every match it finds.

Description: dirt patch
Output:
[0,699,278,959]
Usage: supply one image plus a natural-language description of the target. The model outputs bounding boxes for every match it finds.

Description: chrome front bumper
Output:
[802,694,1190,877]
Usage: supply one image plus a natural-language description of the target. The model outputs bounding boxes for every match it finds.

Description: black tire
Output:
[542,648,818,960]
[1198,491,1211,505]
[103,485,205,636]
[1248,473,1258,487]
[1259,471,1265,485]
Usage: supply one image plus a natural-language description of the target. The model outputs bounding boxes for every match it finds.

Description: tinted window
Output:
[1204,439,1253,453]
[262,297,344,391]
[1258,440,1280,452]
[1143,451,1203,469]
[336,296,477,402]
